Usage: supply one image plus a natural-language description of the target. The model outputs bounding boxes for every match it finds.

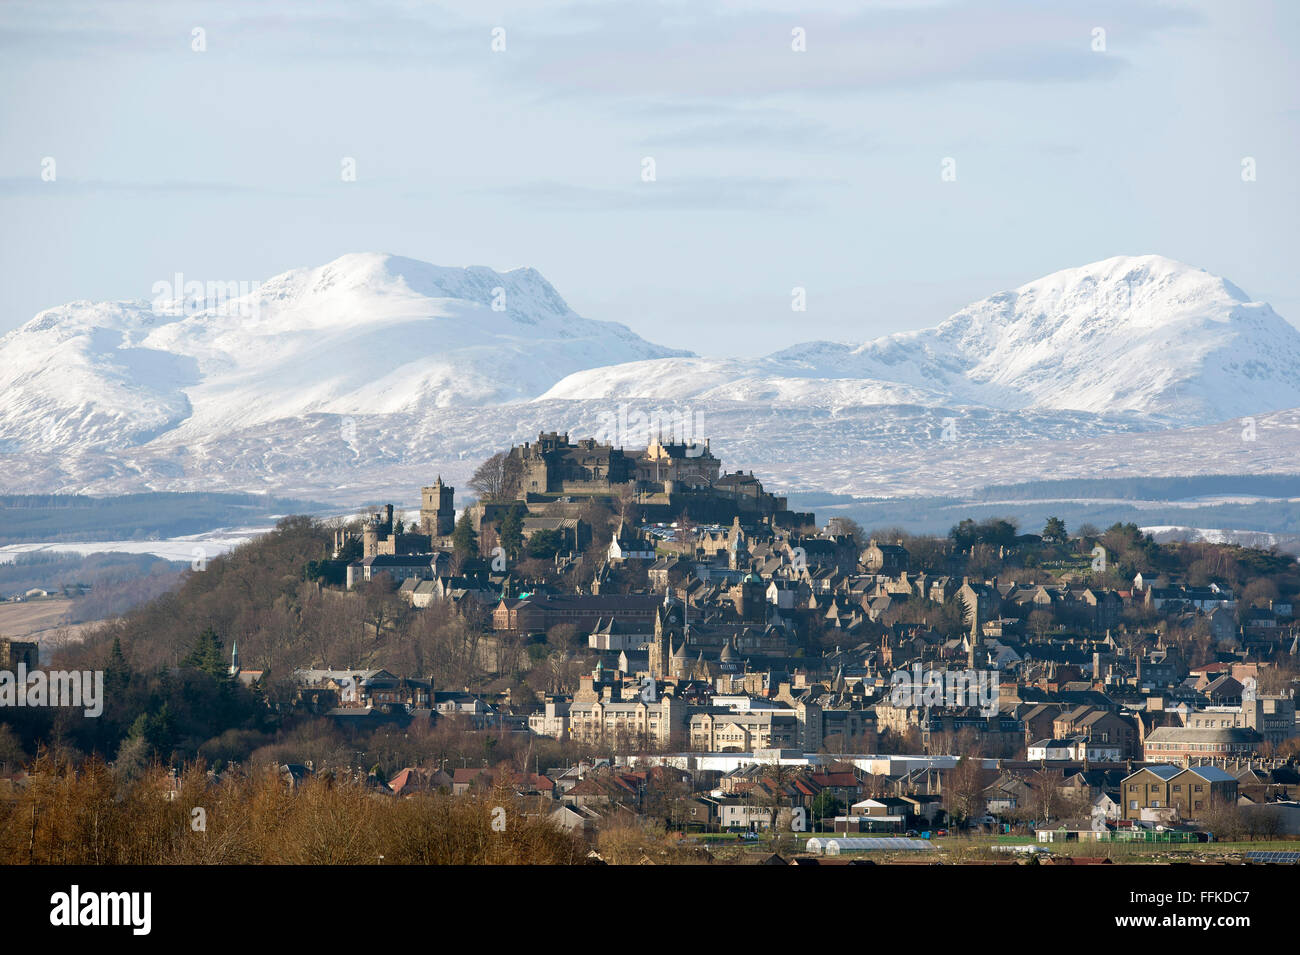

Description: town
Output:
[1,429,1298,865]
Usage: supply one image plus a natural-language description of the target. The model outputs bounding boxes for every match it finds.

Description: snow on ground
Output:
[2,253,1298,506]
[1140,526,1299,551]
[0,526,274,564]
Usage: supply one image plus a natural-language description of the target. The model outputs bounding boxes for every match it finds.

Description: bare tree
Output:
[468,452,523,503]
[942,757,990,825]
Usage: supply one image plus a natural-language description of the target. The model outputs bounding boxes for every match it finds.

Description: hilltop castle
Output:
[336,430,811,582]
[496,431,808,527]
[334,476,457,561]
[509,431,722,495]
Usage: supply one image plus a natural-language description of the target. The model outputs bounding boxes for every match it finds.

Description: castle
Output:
[334,476,457,561]
[337,430,811,582]
[509,431,721,495]
[495,431,809,527]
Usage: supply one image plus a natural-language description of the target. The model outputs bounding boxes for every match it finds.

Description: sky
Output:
[0,0,1296,357]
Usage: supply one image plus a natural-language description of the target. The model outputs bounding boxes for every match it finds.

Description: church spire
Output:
[968,593,980,669]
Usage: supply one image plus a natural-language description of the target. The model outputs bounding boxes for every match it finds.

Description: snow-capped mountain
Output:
[1,253,1297,500]
[0,253,690,456]
[542,255,1300,422]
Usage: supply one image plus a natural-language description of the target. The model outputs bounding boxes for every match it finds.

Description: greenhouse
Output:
[805,837,934,856]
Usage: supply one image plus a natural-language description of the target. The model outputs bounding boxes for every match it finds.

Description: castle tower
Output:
[421,476,456,537]
[362,519,380,559]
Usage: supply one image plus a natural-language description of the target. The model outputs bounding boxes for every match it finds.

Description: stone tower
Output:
[421,477,456,536]
[733,571,765,623]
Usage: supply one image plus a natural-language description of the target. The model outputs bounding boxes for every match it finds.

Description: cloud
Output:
[0,0,481,63]
[638,108,874,152]
[0,0,1200,90]
[493,0,1200,102]
[480,175,838,212]
[0,178,297,198]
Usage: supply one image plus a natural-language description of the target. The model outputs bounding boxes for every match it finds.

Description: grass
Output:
[693,828,1298,864]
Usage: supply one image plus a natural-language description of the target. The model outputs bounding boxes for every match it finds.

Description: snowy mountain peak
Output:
[0,254,691,456]
[970,253,1253,333]
[251,253,577,327]
[544,255,1300,422]
[3,252,1297,497]
[917,254,1300,418]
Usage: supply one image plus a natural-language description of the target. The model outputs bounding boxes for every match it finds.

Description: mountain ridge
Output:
[2,252,1297,500]
[541,255,1300,421]
[0,252,692,455]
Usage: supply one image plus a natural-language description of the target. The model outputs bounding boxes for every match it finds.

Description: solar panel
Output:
[1245,851,1300,864]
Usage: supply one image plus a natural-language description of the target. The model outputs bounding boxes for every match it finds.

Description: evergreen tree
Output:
[1042,516,1068,543]
[452,511,479,559]
[498,505,525,561]
[183,627,228,679]
[105,635,130,696]
[125,702,176,757]
[527,528,563,559]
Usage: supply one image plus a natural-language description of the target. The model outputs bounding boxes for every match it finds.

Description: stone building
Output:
[689,708,799,752]
[494,431,811,527]
[630,437,722,489]
[511,431,634,495]
[861,539,910,575]
[353,504,435,559]
[0,637,39,671]
[567,664,689,746]
[1121,765,1238,820]
[419,476,456,536]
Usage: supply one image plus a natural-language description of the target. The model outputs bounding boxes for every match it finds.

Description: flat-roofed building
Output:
[1143,726,1264,763]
